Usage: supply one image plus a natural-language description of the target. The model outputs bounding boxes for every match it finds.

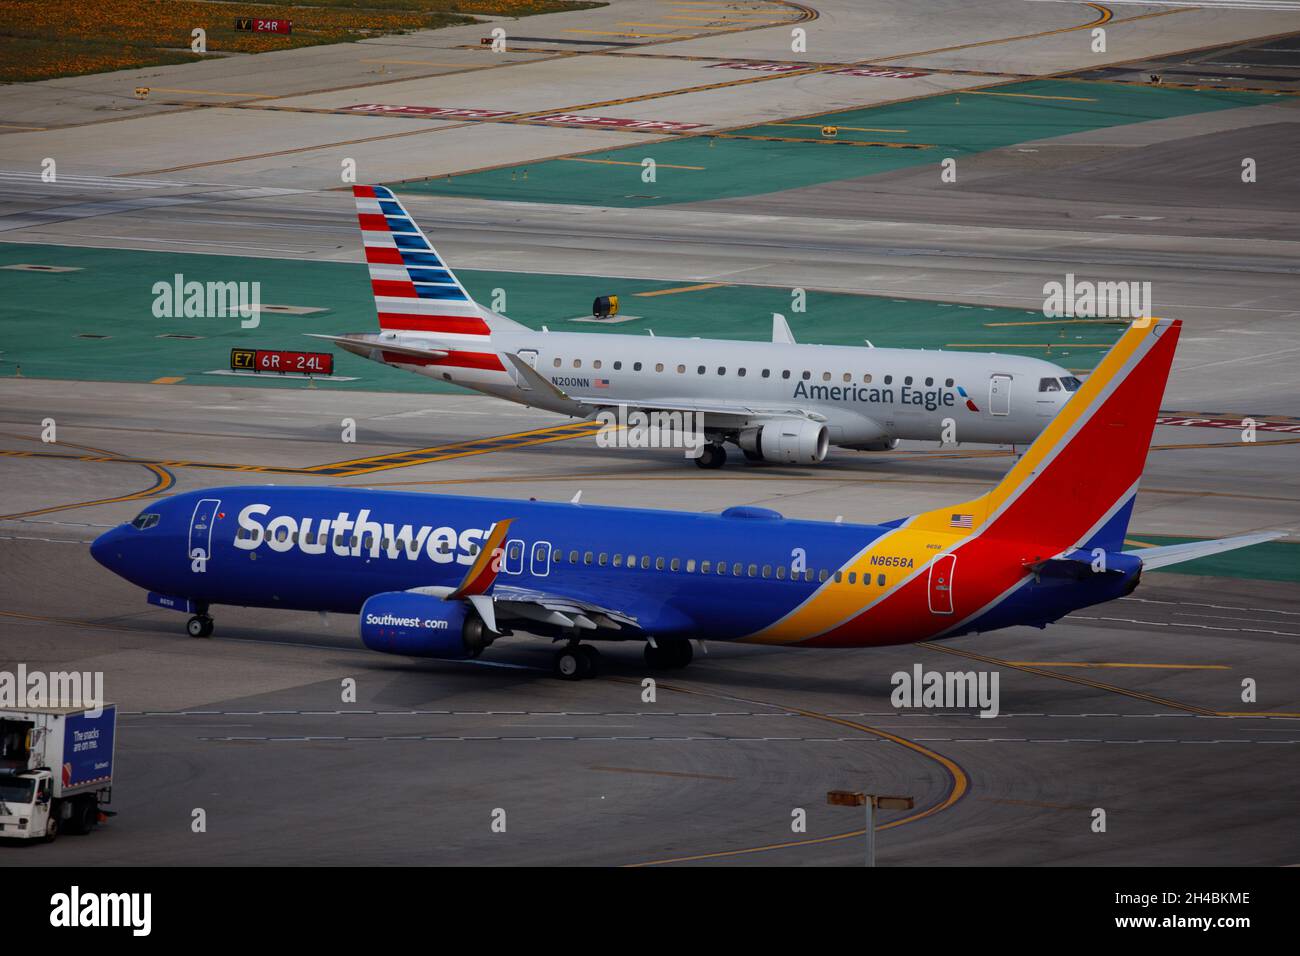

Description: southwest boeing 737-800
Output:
[311,185,1080,468]
[91,317,1279,679]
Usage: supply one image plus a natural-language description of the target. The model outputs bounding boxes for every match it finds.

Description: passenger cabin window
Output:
[904,376,913,386]
[552,358,561,367]
[822,372,832,382]
[1039,377,1062,392]
[737,368,746,377]
[634,362,643,371]
[925,377,934,387]
[718,367,726,375]
[762,370,770,378]
[677,364,686,374]
[884,375,893,385]
[782,370,791,379]
[593,360,602,370]
[802,371,811,380]
[613,361,622,370]
[655,363,664,373]
[863,373,872,384]
[697,365,706,375]
[945,378,954,387]
[573,359,582,368]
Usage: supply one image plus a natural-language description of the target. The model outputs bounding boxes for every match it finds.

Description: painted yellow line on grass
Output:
[985,318,1129,328]
[1008,662,1230,670]
[963,90,1097,102]
[946,342,1112,349]
[635,282,727,297]
[560,157,705,169]
[772,123,909,132]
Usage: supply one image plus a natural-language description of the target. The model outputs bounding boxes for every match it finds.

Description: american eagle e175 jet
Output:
[91,317,1279,679]
[310,185,1081,468]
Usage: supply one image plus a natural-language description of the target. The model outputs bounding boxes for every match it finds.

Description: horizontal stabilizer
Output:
[1130,531,1286,571]
[305,332,448,361]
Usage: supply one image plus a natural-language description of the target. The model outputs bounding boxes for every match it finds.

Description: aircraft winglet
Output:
[448,519,514,600]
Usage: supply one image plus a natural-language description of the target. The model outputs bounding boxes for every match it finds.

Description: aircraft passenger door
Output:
[927,554,956,615]
[503,538,525,575]
[514,349,539,390]
[188,497,221,567]
[530,541,551,577]
[988,374,1012,416]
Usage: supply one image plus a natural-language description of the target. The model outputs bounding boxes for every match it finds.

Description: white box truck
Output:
[0,704,116,841]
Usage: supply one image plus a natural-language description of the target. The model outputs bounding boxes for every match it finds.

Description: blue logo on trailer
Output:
[62,707,115,788]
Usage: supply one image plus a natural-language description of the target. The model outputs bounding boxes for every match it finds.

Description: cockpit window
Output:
[1038,377,1062,393]
[130,513,160,530]
[1060,376,1082,392]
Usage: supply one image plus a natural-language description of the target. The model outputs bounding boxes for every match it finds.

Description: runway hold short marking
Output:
[343,104,515,119]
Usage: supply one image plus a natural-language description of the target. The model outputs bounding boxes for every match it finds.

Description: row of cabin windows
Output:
[550,549,889,586]
[552,356,954,388]
[232,528,886,586]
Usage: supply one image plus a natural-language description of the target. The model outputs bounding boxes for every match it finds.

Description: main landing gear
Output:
[644,640,693,670]
[695,442,727,469]
[553,643,601,680]
[186,614,214,638]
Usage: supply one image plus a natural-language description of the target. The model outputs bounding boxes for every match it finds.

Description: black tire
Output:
[68,798,97,836]
[694,443,727,469]
[44,814,58,843]
[186,616,205,638]
[554,647,587,680]
[645,641,692,669]
[199,617,214,638]
[578,644,601,676]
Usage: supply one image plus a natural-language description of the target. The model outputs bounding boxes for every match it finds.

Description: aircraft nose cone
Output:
[90,527,122,569]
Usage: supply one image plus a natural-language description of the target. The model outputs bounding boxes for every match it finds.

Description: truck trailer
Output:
[0,704,116,841]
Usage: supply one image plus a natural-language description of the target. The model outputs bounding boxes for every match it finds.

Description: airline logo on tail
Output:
[353,185,489,338]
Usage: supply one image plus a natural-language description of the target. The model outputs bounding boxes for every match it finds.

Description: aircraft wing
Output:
[1127,531,1286,571]
[490,583,640,633]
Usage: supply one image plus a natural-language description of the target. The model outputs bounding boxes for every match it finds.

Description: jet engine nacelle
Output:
[739,420,829,463]
[850,437,899,451]
[359,591,493,659]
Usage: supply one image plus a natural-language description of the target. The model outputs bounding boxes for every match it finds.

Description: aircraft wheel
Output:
[578,644,601,677]
[645,640,693,669]
[187,615,214,639]
[554,646,590,680]
[695,443,727,469]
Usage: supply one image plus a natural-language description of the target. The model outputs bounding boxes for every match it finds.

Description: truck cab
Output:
[0,769,55,840]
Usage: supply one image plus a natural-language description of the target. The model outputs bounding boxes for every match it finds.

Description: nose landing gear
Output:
[186,615,214,638]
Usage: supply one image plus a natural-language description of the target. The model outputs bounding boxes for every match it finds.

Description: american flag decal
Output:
[594,378,610,388]
[950,513,973,528]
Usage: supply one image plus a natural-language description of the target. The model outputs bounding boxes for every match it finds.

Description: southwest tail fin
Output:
[352,185,525,338]
[915,318,1181,557]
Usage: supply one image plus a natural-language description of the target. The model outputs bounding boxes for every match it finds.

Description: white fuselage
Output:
[383,326,1078,448]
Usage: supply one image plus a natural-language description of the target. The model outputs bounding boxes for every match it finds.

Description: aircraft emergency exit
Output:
[311,185,1082,468]
[91,318,1282,679]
